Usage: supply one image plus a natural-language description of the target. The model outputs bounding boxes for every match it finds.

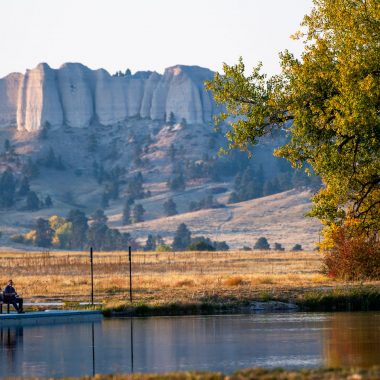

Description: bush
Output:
[254,237,270,250]
[188,240,215,251]
[274,242,285,251]
[323,224,380,280]
[156,244,172,252]
[292,244,303,251]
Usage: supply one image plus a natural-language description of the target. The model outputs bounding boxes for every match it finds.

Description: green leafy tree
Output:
[206,0,380,237]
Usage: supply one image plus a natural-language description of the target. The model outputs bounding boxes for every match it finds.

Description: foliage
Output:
[131,204,145,223]
[156,244,172,252]
[144,234,164,251]
[163,198,178,216]
[172,223,192,251]
[205,0,380,237]
[167,173,186,192]
[254,237,270,250]
[323,222,380,280]
[292,244,303,251]
[188,237,216,251]
[25,190,40,211]
[18,177,30,196]
[35,218,54,247]
[0,169,16,208]
[273,242,285,251]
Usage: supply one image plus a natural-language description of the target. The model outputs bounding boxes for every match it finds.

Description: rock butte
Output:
[0,63,217,132]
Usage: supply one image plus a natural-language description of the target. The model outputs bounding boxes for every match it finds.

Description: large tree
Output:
[206,0,380,236]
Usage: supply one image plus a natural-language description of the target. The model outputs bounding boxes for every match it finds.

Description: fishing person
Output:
[3,279,23,313]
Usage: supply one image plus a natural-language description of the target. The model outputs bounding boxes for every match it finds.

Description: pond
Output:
[1,312,380,377]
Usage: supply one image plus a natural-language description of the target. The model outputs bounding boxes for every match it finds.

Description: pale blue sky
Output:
[0,0,313,78]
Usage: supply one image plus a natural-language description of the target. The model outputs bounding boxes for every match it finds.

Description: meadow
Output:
[0,249,335,307]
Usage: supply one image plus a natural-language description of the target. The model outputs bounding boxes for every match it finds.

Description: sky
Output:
[0,0,313,78]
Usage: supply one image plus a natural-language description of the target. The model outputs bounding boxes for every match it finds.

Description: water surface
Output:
[1,312,380,377]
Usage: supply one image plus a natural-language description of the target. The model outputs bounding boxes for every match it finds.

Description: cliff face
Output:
[0,63,217,132]
[0,72,23,127]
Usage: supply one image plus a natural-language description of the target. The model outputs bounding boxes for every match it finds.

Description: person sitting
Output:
[3,280,23,313]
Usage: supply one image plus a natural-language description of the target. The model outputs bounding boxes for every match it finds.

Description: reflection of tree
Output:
[0,327,23,372]
[324,313,380,367]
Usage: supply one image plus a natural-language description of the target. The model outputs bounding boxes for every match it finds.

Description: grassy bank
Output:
[15,367,380,380]
[0,250,379,315]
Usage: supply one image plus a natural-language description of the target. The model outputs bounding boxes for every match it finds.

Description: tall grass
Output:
[0,250,335,307]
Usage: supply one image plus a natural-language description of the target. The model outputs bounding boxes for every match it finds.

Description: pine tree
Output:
[0,169,16,208]
[26,191,40,211]
[131,204,145,223]
[35,218,53,247]
[122,203,132,225]
[44,195,53,208]
[18,177,30,197]
[172,223,191,251]
[163,198,178,216]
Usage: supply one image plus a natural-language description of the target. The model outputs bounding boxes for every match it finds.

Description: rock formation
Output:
[0,62,217,132]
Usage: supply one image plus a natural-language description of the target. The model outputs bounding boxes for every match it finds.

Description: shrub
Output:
[292,244,303,251]
[156,244,172,252]
[254,237,270,250]
[274,242,285,251]
[323,224,380,280]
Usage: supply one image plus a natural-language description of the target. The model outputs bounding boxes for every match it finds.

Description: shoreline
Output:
[103,285,380,317]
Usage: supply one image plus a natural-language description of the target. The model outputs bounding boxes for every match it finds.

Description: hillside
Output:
[0,63,321,251]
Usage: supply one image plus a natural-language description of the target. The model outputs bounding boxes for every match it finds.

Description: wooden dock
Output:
[0,310,103,326]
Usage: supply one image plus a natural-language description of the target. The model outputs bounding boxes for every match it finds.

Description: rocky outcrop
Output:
[0,63,217,131]
[0,73,23,127]
[17,63,63,132]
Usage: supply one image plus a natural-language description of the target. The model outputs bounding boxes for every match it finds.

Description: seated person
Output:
[3,280,23,313]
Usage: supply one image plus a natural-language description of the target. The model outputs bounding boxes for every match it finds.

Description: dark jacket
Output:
[4,285,17,297]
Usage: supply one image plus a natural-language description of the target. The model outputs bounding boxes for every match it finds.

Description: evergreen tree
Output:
[144,234,156,251]
[18,177,30,197]
[167,111,176,125]
[4,139,10,153]
[67,209,89,249]
[23,158,39,178]
[167,173,185,191]
[35,218,53,247]
[0,169,16,208]
[122,202,132,225]
[44,195,53,208]
[172,223,191,251]
[131,204,145,223]
[26,191,40,211]
[163,198,178,216]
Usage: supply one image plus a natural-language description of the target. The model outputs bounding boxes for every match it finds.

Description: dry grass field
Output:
[0,249,340,309]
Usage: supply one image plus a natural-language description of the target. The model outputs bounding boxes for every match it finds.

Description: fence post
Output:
[90,247,94,305]
[129,246,133,303]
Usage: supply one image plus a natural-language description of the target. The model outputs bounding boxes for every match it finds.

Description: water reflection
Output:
[0,327,23,374]
[324,313,380,367]
[0,313,379,377]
